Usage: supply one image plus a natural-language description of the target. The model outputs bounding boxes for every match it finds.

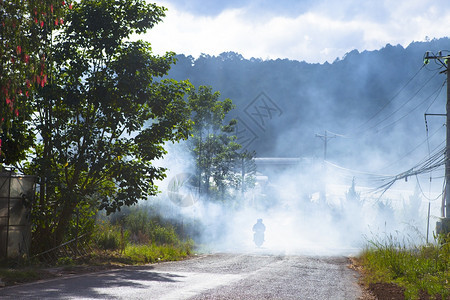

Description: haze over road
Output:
[0,252,362,299]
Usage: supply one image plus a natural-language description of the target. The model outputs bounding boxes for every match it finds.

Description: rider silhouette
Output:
[253,218,266,233]
[252,218,266,247]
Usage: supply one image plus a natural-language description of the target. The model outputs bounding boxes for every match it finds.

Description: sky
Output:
[141,0,450,63]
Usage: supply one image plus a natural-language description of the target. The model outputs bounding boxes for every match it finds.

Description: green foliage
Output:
[112,206,185,246]
[187,86,255,201]
[360,233,450,299]
[93,222,129,251]
[56,256,74,266]
[0,0,69,165]
[89,208,193,265]
[94,207,190,254]
[0,268,39,284]
[152,225,179,245]
[26,0,193,250]
[124,242,192,264]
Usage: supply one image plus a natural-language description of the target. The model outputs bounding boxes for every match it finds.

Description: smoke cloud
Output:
[146,141,442,256]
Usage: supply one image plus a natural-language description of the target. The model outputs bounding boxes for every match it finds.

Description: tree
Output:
[0,0,70,165]
[188,86,254,201]
[27,0,193,250]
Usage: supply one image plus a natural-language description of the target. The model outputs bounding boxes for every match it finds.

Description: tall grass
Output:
[124,241,194,264]
[91,207,194,264]
[360,232,450,299]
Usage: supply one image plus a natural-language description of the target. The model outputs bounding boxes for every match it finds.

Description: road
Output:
[0,252,362,299]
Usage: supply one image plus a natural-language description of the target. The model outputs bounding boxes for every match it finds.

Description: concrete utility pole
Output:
[315,130,337,203]
[424,51,450,233]
[315,130,336,161]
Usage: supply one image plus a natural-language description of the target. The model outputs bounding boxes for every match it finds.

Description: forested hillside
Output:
[167,38,449,173]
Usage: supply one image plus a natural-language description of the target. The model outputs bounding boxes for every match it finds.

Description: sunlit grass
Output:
[124,241,194,264]
[91,213,195,264]
[358,232,450,299]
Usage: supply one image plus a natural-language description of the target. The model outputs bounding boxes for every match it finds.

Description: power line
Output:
[352,64,426,134]
[357,70,440,135]
[375,80,445,133]
[373,146,446,195]
[378,124,445,171]
[415,174,444,202]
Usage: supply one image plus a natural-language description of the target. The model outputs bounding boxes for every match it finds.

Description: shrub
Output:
[93,222,128,251]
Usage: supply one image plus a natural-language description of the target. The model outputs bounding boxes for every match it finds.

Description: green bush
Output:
[93,222,129,251]
[152,225,179,245]
[57,256,74,266]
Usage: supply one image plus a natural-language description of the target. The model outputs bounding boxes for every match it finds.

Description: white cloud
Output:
[140,0,450,63]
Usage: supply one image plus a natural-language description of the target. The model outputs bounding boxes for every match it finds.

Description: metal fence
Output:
[32,233,93,264]
[0,170,37,261]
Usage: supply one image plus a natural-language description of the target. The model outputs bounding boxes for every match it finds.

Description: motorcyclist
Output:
[253,218,266,233]
[252,218,265,247]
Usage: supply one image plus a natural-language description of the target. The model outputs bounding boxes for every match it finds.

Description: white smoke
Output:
[148,142,443,256]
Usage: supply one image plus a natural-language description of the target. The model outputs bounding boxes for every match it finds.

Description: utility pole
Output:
[315,130,337,161]
[315,130,337,203]
[424,51,450,233]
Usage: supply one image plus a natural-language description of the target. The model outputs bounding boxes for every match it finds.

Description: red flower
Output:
[41,75,47,87]
[24,54,30,64]
[51,4,54,13]
[35,18,38,24]
[55,19,58,26]
[16,45,21,54]
[40,20,44,28]
[15,109,19,117]
[69,3,72,9]
[62,1,66,5]
[60,18,64,24]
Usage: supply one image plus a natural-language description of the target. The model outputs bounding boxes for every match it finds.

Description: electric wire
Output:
[415,174,443,202]
[425,79,446,113]
[378,124,445,171]
[352,64,425,134]
[358,70,440,135]
[423,79,446,204]
[375,80,446,133]
[372,146,446,195]
[322,51,449,203]
[324,128,446,185]
[324,66,438,139]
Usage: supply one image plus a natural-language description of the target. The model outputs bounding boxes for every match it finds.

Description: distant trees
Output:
[188,86,255,201]
[169,41,449,159]
[22,0,193,250]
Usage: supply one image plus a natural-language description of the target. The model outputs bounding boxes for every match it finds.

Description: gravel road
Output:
[0,252,362,299]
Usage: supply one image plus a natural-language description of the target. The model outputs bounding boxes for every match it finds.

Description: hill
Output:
[167,37,450,174]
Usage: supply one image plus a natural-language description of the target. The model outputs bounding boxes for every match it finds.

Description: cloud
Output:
[142,0,450,63]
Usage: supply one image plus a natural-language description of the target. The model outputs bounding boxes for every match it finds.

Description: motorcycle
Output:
[253,230,264,247]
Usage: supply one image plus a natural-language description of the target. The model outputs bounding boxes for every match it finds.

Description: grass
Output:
[0,268,41,285]
[358,232,450,299]
[124,241,194,264]
[0,211,195,287]
[0,241,194,286]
